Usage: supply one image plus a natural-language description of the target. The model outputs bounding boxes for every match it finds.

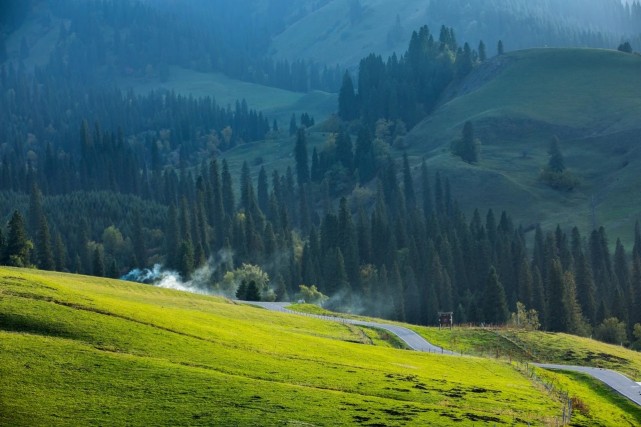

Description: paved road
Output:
[246,301,640,406]
[247,301,453,354]
[534,364,641,406]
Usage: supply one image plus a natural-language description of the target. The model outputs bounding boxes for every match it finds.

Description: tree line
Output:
[4,0,342,93]
[2,129,641,345]
[339,25,489,129]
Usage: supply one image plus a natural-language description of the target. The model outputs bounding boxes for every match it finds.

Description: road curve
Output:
[247,301,453,354]
[534,364,641,406]
[245,301,641,407]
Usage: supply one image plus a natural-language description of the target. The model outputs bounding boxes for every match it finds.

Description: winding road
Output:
[247,301,641,407]
[534,364,641,406]
[249,301,454,354]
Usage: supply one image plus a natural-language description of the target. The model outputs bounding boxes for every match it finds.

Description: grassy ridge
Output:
[0,268,568,426]
[406,48,641,244]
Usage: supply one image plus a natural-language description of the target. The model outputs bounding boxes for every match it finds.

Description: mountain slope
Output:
[405,48,641,241]
[5,267,638,426]
[270,0,641,68]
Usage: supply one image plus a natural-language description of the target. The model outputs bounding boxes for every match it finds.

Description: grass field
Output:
[290,303,641,380]
[403,48,641,245]
[2,268,640,425]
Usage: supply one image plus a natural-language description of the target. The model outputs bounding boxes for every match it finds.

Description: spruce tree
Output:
[338,70,358,121]
[402,152,416,211]
[178,240,195,279]
[547,259,569,332]
[483,266,509,324]
[575,251,597,326]
[548,137,565,173]
[53,232,67,272]
[289,114,297,136]
[28,182,44,238]
[245,280,261,301]
[335,128,354,171]
[294,128,309,186]
[257,166,269,215]
[36,215,54,271]
[614,239,631,321]
[563,271,588,335]
[93,247,105,277]
[532,267,547,327]
[221,160,235,217]
[165,203,180,270]
[403,266,420,324]
[452,121,479,163]
[478,40,487,62]
[132,211,146,267]
[631,252,641,328]
[236,280,248,300]
[3,211,32,267]
[390,262,405,321]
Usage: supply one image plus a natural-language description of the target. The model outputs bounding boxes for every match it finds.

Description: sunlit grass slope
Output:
[0,267,571,426]
[289,303,641,425]
[406,48,641,244]
[415,327,641,380]
[291,303,641,380]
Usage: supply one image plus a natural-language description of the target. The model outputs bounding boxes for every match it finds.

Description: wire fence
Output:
[516,361,574,426]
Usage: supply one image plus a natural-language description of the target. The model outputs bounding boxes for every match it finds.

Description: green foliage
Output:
[509,302,541,331]
[547,137,565,173]
[483,266,509,324]
[297,284,329,305]
[245,280,261,301]
[451,121,480,164]
[2,211,32,268]
[345,24,475,128]
[294,127,310,185]
[618,41,633,53]
[595,317,628,345]
[539,169,579,191]
[237,280,261,301]
[632,323,641,350]
[539,137,580,191]
[338,71,358,121]
[220,264,270,299]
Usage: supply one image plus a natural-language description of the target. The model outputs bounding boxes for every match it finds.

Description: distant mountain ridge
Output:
[269,0,641,68]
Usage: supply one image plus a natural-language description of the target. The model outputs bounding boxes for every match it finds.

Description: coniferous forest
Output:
[2,0,641,349]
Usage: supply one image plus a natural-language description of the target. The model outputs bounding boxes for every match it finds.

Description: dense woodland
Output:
[2,1,641,347]
[339,24,481,128]
[2,0,342,92]
[2,127,641,345]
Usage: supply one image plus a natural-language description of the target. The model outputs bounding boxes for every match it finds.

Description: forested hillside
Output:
[2,0,641,350]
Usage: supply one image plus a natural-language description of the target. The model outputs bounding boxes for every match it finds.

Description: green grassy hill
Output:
[2,268,641,426]
[405,48,641,243]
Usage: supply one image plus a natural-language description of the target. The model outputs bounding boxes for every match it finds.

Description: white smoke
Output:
[121,249,234,296]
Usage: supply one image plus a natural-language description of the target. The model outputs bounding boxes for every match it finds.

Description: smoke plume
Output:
[120,249,234,296]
